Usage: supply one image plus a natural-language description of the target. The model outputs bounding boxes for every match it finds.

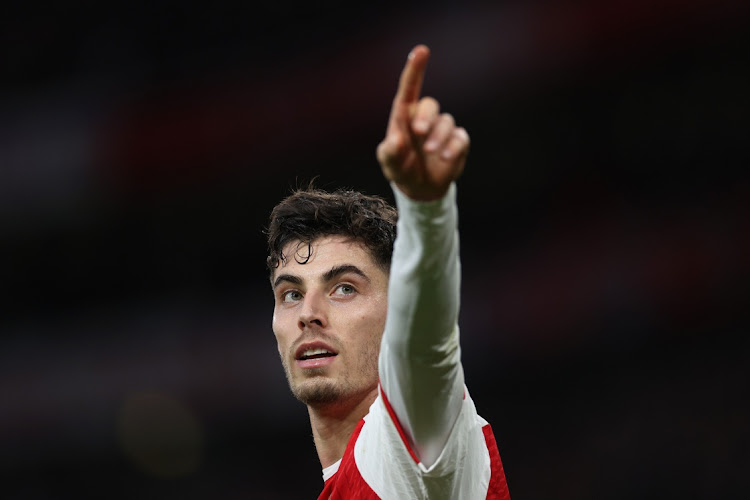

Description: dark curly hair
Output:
[265,185,398,275]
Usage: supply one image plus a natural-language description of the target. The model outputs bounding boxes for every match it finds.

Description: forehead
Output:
[274,235,381,278]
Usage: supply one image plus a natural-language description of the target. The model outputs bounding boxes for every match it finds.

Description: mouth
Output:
[295,343,338,369]
[297,347,337,361]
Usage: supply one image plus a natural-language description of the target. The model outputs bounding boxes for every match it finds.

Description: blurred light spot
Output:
[117,391,202,478]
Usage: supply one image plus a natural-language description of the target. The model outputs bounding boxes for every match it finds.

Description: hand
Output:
[376,45,470,201]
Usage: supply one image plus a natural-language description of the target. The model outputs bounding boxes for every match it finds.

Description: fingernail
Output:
[441,147,454,159]
[424,139,438,152]
[408,50,415,60]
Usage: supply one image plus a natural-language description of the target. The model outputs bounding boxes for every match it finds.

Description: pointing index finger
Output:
[393,44,430,106]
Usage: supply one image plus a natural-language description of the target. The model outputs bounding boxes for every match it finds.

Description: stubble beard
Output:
[291,368,345,405]
[281,336,381,408]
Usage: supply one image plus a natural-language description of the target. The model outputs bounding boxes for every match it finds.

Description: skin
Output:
[272,236,389,467]
[273,44,470,469]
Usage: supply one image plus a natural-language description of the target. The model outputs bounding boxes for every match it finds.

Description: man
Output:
[266,45,510,499]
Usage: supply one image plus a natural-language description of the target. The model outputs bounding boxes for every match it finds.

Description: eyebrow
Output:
[273,264,370,290]
[323,264,370,284]
[273,273,302,289]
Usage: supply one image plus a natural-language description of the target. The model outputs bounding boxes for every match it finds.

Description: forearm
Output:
[378,182,465,468]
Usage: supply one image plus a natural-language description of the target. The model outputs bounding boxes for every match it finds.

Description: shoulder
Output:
[323,392,511,499]
[353,390,501,499]
[319,419,380,500]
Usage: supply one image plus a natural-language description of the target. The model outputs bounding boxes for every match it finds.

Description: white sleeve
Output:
[378,181,465,468]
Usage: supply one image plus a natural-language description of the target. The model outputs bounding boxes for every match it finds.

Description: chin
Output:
[293,379,342,406]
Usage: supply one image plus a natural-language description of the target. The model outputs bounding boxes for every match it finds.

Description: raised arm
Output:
[377,45,470,468]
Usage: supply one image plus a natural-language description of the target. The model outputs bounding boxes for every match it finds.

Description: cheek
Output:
[272,312,290,351]
[358,298,387,335]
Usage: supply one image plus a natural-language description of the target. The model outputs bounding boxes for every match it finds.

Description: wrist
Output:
[392,182,451,202]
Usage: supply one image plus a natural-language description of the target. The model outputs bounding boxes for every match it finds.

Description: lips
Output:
[294,341,338,369]
[298,347,336,360]
[295,341,338,360]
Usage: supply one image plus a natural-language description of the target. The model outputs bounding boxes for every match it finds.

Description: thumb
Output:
[376,133,406,172]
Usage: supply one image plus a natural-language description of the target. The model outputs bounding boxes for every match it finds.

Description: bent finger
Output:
[412,97,440,137]
[423,113,455,153]
[440,127,470,161]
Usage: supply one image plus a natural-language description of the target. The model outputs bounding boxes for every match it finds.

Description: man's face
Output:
[271,235,388,407]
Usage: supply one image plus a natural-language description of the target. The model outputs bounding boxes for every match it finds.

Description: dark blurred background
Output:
[1,0,749,498]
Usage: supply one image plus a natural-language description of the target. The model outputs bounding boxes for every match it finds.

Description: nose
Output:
[298,290,328,330]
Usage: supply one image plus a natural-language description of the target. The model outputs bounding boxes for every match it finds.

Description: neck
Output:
[308,386,379,469]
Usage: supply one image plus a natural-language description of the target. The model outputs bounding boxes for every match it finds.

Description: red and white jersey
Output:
[318,386,510,499]
[319,184,510,499]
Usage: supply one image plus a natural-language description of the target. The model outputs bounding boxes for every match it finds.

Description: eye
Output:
[333,284,356,297]
[281,290,303,303]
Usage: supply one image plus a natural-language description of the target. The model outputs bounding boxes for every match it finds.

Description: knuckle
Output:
[419,96,440,112]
